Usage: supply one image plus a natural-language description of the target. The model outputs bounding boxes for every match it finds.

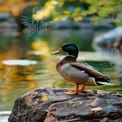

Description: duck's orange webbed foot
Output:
[65,84,79,95]
[65,91,78,95]
[78,85,86,92]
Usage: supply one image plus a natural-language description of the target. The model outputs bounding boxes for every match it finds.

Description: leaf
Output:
[72,104,77,107]
[42,96,49,102]
[91,107,103,112]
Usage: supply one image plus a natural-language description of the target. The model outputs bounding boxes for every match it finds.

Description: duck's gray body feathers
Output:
[56,55,113,86]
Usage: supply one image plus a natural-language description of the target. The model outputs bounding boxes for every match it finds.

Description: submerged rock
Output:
[8,88,122,122]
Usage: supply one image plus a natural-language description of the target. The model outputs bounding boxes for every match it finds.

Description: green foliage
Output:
[38,0,122,25]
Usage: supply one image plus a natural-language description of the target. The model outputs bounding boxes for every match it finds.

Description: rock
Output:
[0,12,11,20]
[93,27,122,52]
[8,88,122,122]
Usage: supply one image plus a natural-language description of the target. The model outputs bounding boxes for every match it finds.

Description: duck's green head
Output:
[52,43,79,58]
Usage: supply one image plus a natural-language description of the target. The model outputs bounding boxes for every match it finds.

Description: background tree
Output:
[34,0,122,26]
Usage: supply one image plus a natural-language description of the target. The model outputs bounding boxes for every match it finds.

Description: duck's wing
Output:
[70,61,109,79]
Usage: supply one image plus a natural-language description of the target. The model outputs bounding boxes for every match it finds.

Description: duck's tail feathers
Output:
[97,81,114,85]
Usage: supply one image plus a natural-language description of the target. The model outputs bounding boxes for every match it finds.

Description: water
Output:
[0,111,11,122]
[0,30,121,121]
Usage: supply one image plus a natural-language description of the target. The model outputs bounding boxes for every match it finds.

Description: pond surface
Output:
[0,29,121,117]
[0,111,11,122]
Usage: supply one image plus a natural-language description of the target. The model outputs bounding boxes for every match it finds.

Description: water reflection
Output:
[0,30,121,112]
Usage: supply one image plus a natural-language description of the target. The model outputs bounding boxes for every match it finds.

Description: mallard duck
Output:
[52,43,114,95]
